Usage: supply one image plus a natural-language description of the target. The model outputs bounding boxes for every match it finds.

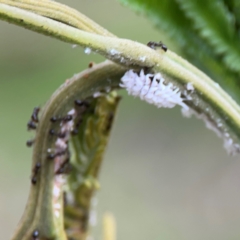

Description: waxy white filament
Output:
[120,70,188,110]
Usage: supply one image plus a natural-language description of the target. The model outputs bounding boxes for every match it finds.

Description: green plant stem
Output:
[1,0,115,37]
[1,3,240,139]
[11,61,125,240]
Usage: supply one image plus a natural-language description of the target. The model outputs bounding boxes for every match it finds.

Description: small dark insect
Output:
[47,150,66,160]
[32,229,39,239]
[50,115,72,123]
[56,164,71,175]
[31,176,37,185]
[47,153,55,160]
[49,129,56,136]
[31,162,41,184]
[58,132,66,139]
[26,139,34,147]
[62,115,73,122]
[88,62,94,68]
[56,156,71,174]
[49,129,66,138]
[74,99,83,106]
[147,41,167,52]
[31,107,40,123]
[50,116,58,122]
[27,121,37,130]
[74,99,90,108]
[34,162,41,171]
[161,45,167,52]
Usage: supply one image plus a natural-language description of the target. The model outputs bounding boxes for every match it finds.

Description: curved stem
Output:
[11,61,125,240]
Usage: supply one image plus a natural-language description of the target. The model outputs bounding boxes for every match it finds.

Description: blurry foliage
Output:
[119,0,240,103]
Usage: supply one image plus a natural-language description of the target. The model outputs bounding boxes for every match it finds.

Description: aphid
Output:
[27,121,37,130]
[147,41,167,52]
[31,107,40,123]
[26,139,34,147]
[32,230,39,239]
[120,69,188,110]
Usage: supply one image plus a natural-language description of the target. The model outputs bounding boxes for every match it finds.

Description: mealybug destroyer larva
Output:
[120,70,188,110]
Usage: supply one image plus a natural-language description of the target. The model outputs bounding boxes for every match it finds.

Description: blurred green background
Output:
[0,1,240,239]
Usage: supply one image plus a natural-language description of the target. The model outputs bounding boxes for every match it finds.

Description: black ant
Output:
[74,99,90,109]
[31,176,37,185]
[50,115,72,123]
[49,129,66,139]
[34,162,41,173]
[31,107,40,123]
[147,41,167,52]
[71,117,83,135]
[27,121,37,130]
[55,156,71,174]
[47,150,66,160]
[26,139,34,147]
[27,107,40,130]
[31,162,41,185]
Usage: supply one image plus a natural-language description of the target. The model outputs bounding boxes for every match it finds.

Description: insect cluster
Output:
[120,69,188,110]
[27,99,92,185]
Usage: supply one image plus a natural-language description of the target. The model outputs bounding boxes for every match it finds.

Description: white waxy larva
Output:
[120,69,189,110]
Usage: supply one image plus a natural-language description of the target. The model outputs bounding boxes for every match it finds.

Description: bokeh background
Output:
[0,0,240,239]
